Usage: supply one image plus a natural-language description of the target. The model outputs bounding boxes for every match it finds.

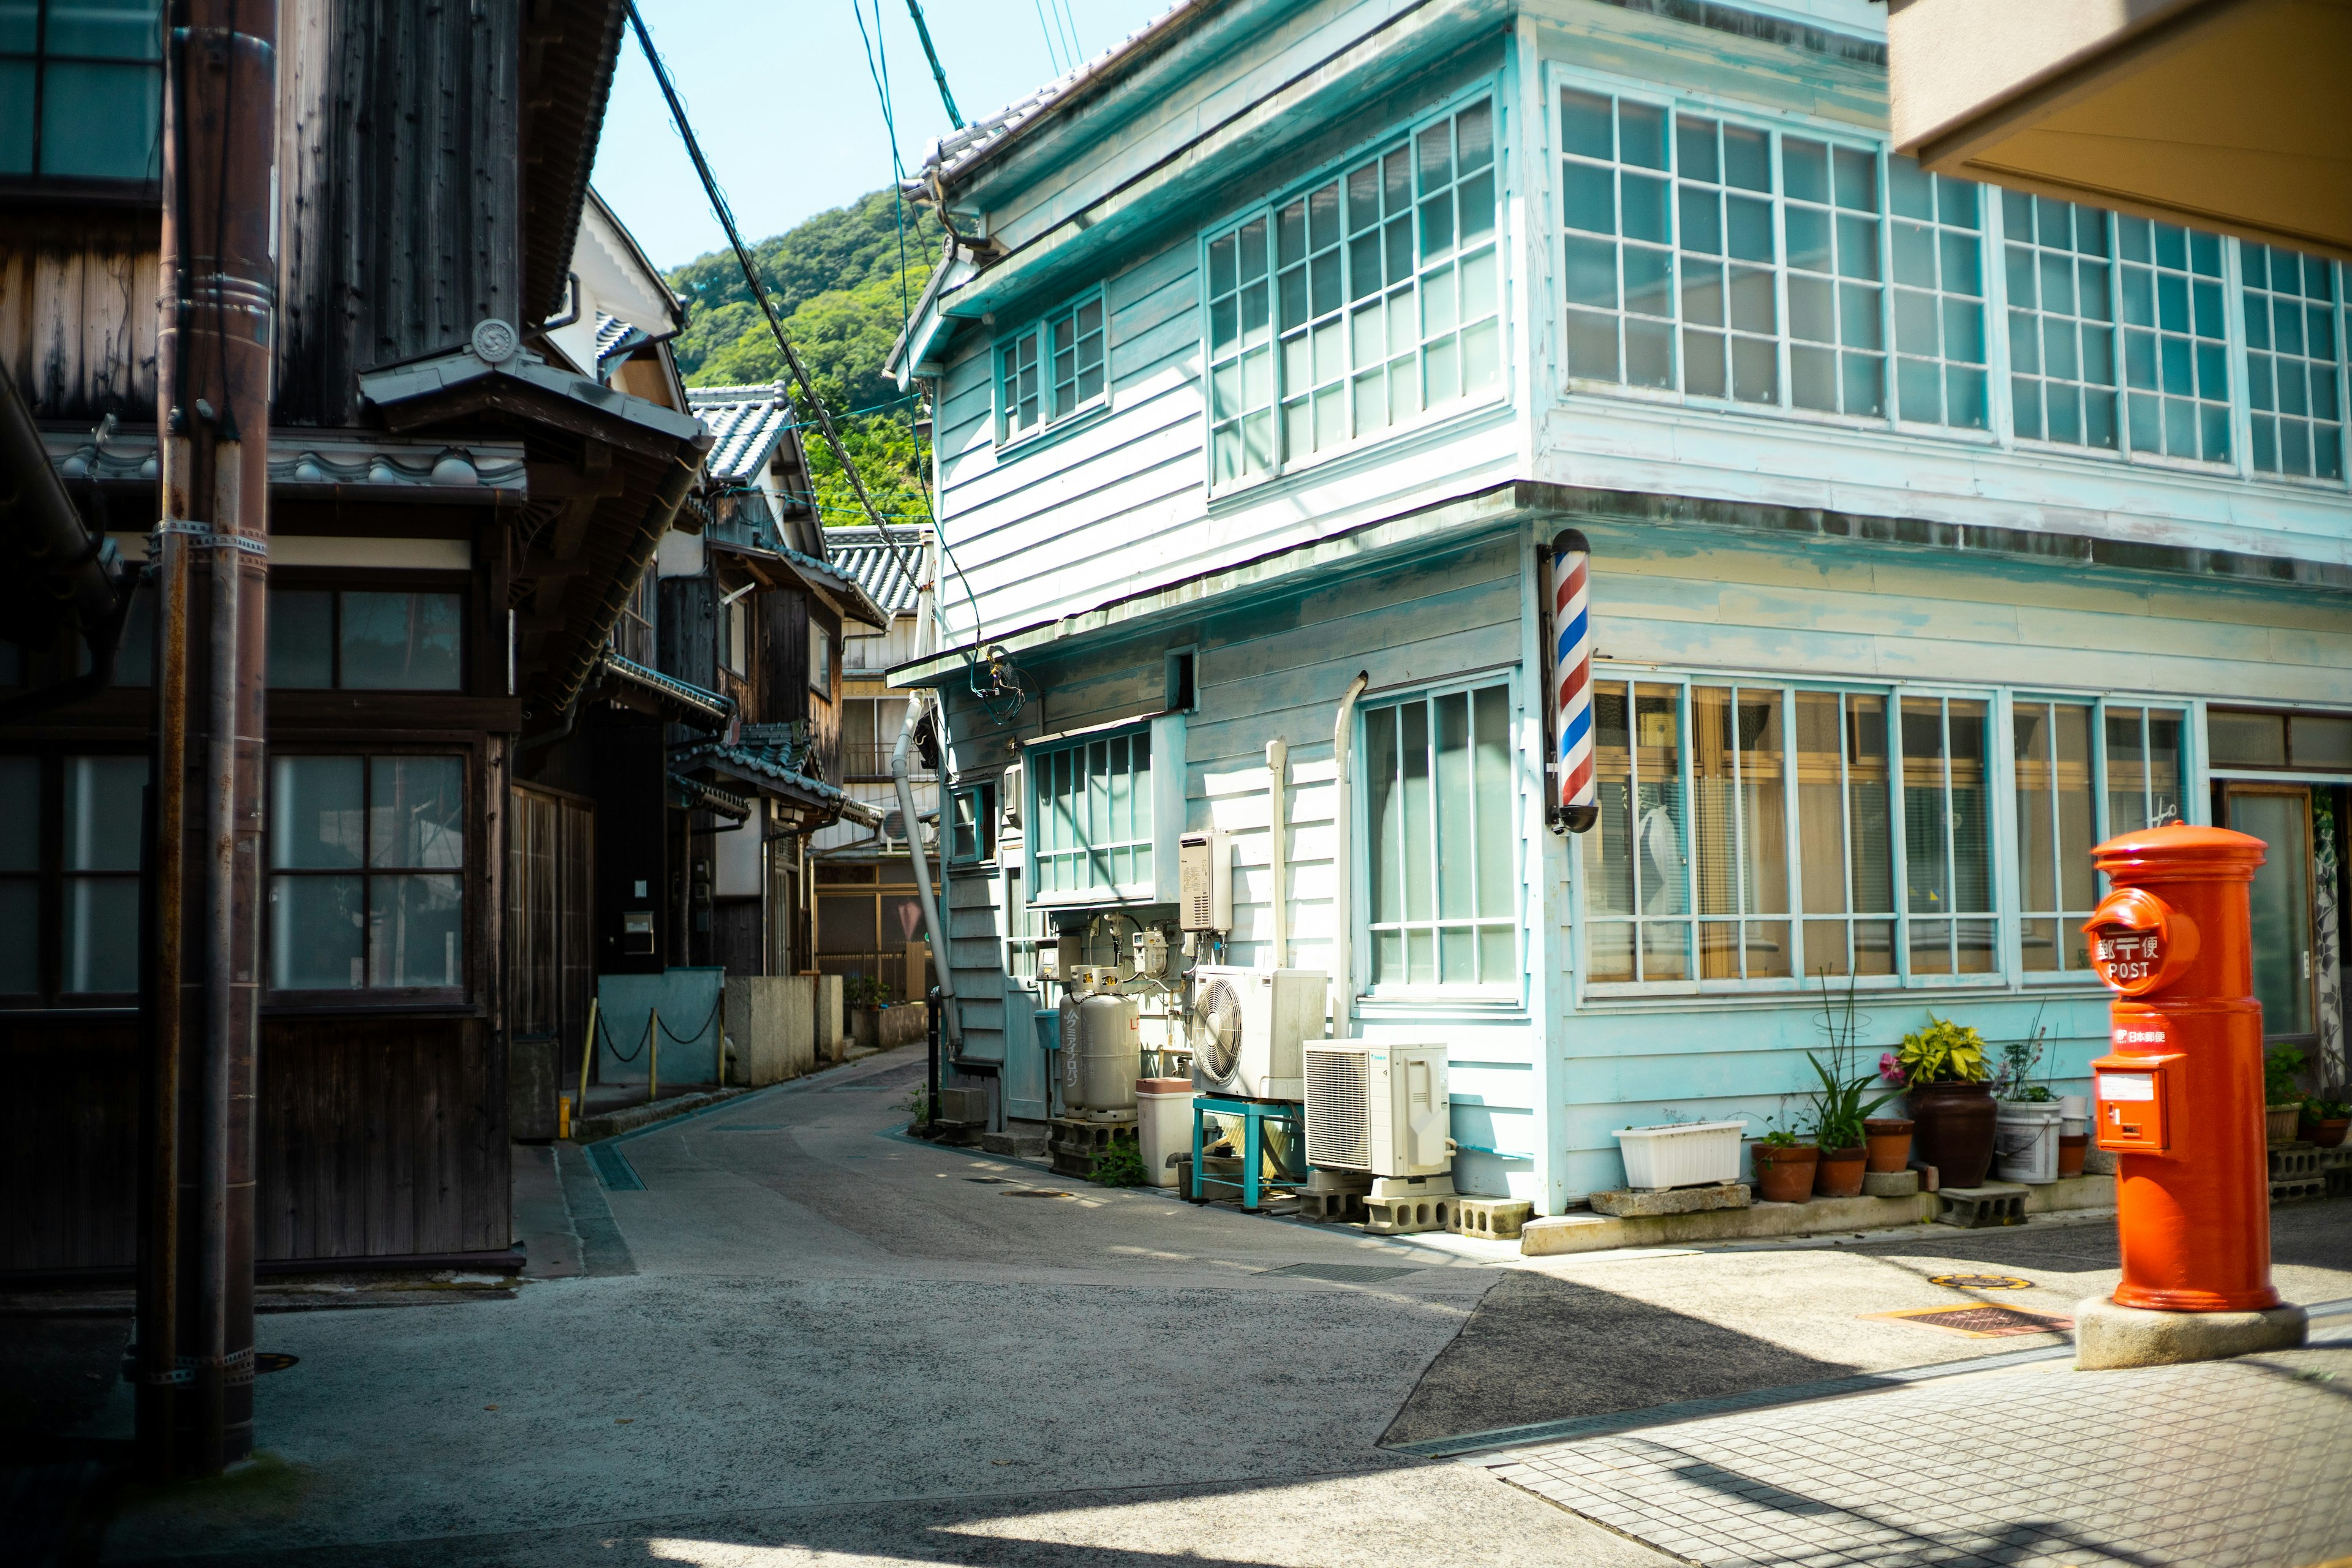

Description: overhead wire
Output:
[622,1,927,609]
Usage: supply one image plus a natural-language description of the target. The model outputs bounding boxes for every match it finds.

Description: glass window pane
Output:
[1901,698,1949,916]
[369,873,464,987]
[271,755,364,869]
[1693,685,1738,931]
[1740,690,1788,919]
[1635,682,1687,916]
[2106,707,2149,835]
[63,876,138,992]
[0,755,37,870]
[0,878,35,992]
[1948,699,1991,916]
[1590,682,1634,918]
[340,592,461,690]
[39,61,160,179]
[271,873,364,989]
[1366,705,1399,924]
[268,592,334,688]
[64,755,145,871]
[1434,692,1472,919]
[369,756,464,869]
[1401,699,1431,922]
[1472,684,1512,921]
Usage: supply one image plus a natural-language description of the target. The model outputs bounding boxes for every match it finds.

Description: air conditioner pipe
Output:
[894,691,962,1050]
[1328,671,1370,1039]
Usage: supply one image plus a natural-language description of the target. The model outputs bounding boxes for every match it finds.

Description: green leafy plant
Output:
[2301,1091,2349,1121]
[1091,1139,1147,1188]
[1894,1017,1991,1086]
[845,975,895,1010]
[899,1085,929,1125]
[2264,1045,2308,1106]
[1757,1127,1804,1148]
[1803,1052,1899,1152]
[1995,1016,2056,1102]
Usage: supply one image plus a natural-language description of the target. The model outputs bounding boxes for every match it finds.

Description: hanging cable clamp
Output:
[154,519,268,558]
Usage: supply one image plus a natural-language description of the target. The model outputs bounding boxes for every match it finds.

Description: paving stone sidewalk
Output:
[1480,1325,2352,1568]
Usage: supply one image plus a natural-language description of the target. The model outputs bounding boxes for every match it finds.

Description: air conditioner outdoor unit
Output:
[1304,1042,1452,1178]
[1188,965,1325,1100]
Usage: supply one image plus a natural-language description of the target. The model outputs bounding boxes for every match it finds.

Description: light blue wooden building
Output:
[884,0,2351,1212]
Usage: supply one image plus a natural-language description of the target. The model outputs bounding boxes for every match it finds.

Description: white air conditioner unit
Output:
[1188,965,1324,1100]
[1304,1042,1452,1178]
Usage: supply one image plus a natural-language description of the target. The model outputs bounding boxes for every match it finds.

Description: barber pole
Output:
[1547,529,1599,834]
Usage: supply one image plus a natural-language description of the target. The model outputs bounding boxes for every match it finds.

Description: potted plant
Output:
[1810,970,1908,1180]
[2265,1046,2309,1144]
[1750,1123,1818,1204]
[1886,1016,1996,1188]
[1803,1052,1894,1199]
[1991,1024,2064,1184]
[1614,1112,1749,1191]
[2301,1092,2350,1150]
[845,975,895,1050]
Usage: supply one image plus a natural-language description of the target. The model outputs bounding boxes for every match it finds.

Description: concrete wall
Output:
[724,974,844,1085]
[597,969,724,1085]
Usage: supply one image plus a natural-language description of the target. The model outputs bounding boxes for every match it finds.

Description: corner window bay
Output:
[1207,96,1501,484]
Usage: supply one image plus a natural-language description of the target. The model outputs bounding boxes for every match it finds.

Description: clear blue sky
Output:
[592,0,1174,272]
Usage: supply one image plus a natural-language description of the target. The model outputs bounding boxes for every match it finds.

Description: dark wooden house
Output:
[0,0,713,1276]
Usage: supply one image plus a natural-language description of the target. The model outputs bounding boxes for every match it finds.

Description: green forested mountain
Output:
[668,189,944,532]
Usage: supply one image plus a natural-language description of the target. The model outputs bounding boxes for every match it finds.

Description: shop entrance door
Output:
[2225,785,2316,1044]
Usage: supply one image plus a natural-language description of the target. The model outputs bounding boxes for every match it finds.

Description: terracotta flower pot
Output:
[1813,1145,1867,1198]
[1751,1144,1819,1204]
[1907,1081,1997,1189]
[2266,1104,2303,1144]
[2058,1133,2089,1177]
[2309,1118,2350,1150]
[1863,1117,1914,1174]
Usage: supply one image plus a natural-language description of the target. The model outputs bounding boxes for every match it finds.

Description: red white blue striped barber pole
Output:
[1548,529,1598,834]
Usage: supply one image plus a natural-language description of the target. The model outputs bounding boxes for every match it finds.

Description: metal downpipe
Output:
[1327,672,1370,1040]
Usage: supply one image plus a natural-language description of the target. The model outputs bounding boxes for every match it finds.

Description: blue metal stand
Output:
[1189,1095,1305,1211]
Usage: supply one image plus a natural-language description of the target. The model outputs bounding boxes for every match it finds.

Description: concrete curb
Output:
[573,1087,752,1142]
[1522,1174,2117,1256]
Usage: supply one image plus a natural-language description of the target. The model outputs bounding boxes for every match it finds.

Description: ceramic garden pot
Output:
[1863,1117,1914,1174]
[1812,1146,1868,1198]
[2306,1118,2349,1150]
[2058,1133,2090,1176]
[1907,1081,1997,1188]
[1751,1144,1819,1204]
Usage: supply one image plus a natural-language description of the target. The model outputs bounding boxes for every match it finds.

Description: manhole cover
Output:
[1257,1263,1424,1283]
[1866,1305,2074,1338]
[1002,1189,1074,1198]
[255,1352,298,1374]
[1928,1273,2032,1290]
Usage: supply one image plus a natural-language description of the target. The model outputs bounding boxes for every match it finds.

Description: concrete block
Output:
[1449,1196,1535,1238]
[724,975,820,1087]
[1862,1169,1920,1198]
[1298,1190,1368,1222]
[937,1086,989,1125]
[1365,1191,1455,1235]
[1939,1183,2029,1228]
[814,975,844,1063]
[1520,1215,1628,1256]
[1589,1183,1749,1218]
[2075,1295,2309,1370]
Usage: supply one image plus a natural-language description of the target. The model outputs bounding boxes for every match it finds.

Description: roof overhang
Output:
[706,535,892,630]
[1890,0,2352,261]
[597,650,734,728]
[671,741,887,828]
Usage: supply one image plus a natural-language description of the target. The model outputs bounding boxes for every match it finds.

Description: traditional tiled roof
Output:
[671,739,886,827]
[598,649,733,726]
[824,526,924,618]
[687,383,800,486]
[913,2,1199,187]
[595,312,652,376]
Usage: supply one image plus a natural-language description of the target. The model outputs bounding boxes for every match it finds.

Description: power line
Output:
[903,0,962,129]
[623,1,926,607]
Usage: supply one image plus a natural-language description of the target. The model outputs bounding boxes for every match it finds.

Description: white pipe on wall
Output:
[1265,737,1289,971]
[1327,671,1370,1039]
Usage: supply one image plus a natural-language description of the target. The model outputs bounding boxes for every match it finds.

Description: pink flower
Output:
[1879,1052,1907,1087]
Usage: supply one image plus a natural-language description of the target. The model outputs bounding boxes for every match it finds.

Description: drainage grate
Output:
[1866,1305,2074,1338]
[1002,1189,1074,1198]
[1257,1263,1426,1283]
[1928,1273,2032,1290]
[965,1176,1015,1184]
[587,1142,644,1191]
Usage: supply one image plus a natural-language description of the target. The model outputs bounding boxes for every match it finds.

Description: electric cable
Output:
[902,0,962,129]
[625,1,927,606]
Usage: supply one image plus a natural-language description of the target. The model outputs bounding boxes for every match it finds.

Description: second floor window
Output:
[1,0,162,184]
[2243,243,2343,481]
[1030,727,1153,900]
[1205,95,1501,486]
[999,293,1106,443]
[269,589,463,692]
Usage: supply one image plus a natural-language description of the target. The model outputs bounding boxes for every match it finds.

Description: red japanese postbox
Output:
[2082,824,2278,1314]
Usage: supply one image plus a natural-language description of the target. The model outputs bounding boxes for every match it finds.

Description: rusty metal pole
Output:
[154,0,276,1475]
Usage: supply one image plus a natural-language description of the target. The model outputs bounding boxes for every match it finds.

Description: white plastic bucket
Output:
[1615,1120,1746,1191]
[1994,1102,2064,1184]
[1136,1078,1194,1188]
[2059,1095,2088,1139]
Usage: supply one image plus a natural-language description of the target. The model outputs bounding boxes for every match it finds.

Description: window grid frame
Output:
[1025,725,1156,905]
[997,290,1111,450]
[0,748,149,1006]
[265,749,471,998]
[1202,80,1508,494]
[2239,240,2348,484]
[1545,62,2352,496]
[0,0,164,186]
[1357,672,1525,1001]
[1581,673,2015,998]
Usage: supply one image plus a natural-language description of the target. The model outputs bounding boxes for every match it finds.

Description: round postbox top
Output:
[2090,822,2266,882]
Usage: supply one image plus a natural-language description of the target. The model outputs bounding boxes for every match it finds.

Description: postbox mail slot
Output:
[2091,1054,2177,1154]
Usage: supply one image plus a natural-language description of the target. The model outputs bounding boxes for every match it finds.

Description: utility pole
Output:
[143,0,276,1477]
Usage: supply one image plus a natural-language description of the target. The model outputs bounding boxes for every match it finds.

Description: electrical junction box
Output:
[622,910,655,956]
[1304,1042,1452,1178]
[1131,928,1169,978]
[1178,828,1232,933]
[2092,1053,2179,1153]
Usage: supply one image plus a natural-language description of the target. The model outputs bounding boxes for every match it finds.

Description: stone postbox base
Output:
[2074,1295,2308,1370]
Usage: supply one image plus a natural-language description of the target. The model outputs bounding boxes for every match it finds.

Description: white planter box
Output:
[1614,1120,1747,1191]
